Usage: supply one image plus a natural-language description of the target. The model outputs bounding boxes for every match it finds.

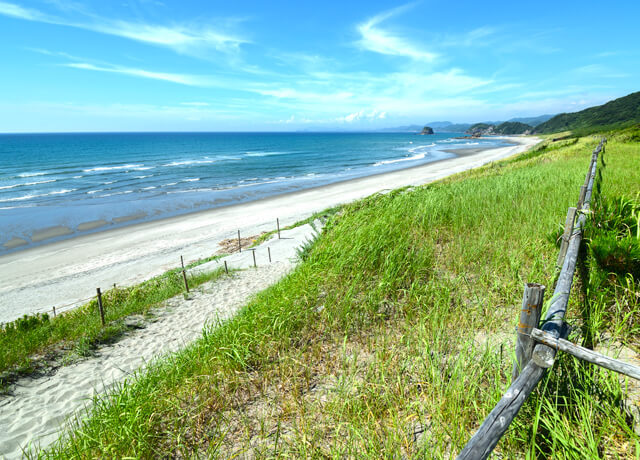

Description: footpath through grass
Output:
[0,257,227,386]
[39,130,640,458]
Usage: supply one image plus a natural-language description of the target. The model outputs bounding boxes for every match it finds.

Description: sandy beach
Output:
[0,136,539,324]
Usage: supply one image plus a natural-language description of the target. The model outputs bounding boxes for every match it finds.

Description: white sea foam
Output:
[0,194,39,203]
[83,164,143,172]
[245,151,297,157]
[182,178,200,182]
[163,159,214,167]
[373,146,432,167]
[135,175,153,179]
[87,190,102,194]
[163,182,178,186]
[18,172,47,178]
[102,181,115,185]
[99,190,133,197]
[0,189,74,202]
[0,179,56,190]
[142,186,156,190]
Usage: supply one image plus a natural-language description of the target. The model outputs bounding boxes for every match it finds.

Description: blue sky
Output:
[0,0,638,132]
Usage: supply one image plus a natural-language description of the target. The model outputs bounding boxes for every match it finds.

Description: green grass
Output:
[0,255,229,384]
[36,133,640,458]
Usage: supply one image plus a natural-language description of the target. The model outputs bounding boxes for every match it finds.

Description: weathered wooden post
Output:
[512,283,545,380]
[251,249,257,268]
[277,218,281,239]
[556,207,577,271]
[577,185,587,209]
[52,306,56,318]
[224,260,229,274]
[181,255,189,293]
[96,287,105,326]
[531,328,640,381]
[237,229,242,252]
[268,246,272,263]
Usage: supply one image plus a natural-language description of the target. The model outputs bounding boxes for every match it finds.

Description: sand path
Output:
[0,224,317,459]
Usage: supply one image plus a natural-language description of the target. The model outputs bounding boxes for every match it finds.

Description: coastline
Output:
[0,136,540,323]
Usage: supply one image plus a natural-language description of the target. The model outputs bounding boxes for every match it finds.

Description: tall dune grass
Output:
[38,133,640,459]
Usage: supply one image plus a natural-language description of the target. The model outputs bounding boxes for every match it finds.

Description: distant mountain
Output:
[535,92,640,134]
[508,115,554,127]
[433,123,472,132]
[466,121,533,136]
[494,121,534,135]
[376,125,423,132]
[376,112,555,134]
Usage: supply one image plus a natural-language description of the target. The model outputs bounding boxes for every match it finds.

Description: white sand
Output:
[0,136,539,324]
[0,224,317,459]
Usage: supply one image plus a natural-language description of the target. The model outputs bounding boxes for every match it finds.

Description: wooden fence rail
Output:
[456,138,620,459]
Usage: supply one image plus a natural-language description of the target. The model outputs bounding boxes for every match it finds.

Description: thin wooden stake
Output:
[268,246,272,263]
[53,306,56,317]
[182,269,189,293]
[556,207,577,270]
[277,218,281,239]
[512,283,545,380]
[224,260,229,274]
[238,229,242,252]
[180,255,189,293]
[96,287,105,327]
[531,328,640,380]
[251,249,257,268]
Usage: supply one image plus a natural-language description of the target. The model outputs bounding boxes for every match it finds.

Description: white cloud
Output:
[95,21,246,55]
[338,109,388,123]
[63,62,213,86]
[357,4,437,62]
[253,88,354,102]
[0,1,47,20]
[0,1,247,56]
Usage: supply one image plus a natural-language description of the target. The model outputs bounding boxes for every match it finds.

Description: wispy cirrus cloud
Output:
[0,1,47,20]
[338,109,387,123]
[0,1,247,56]
[63,62,213,86]
[356,3,437,62]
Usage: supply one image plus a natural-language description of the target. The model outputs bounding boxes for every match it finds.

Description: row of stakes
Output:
[52,218,285,326]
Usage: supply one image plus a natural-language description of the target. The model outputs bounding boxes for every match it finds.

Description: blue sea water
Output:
[0,132,509,252]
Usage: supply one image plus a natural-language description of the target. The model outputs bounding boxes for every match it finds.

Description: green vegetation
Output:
[536,91,640,135]
[35,132,640,458]
[466,121,533,135]
[494,121,533,134]
[0,256,228,385]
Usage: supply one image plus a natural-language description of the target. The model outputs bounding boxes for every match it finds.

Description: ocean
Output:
[0,132,509,252]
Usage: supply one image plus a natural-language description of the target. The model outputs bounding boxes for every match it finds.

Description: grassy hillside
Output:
[39,130,640,458]
[494,121,533,134]
[536,91,640,134]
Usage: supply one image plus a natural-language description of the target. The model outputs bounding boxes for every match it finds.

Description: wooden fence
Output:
[457,138,640,459]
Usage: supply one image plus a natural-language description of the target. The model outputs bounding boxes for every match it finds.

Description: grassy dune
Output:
[0,258,227,384]
[39,131,640,458]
